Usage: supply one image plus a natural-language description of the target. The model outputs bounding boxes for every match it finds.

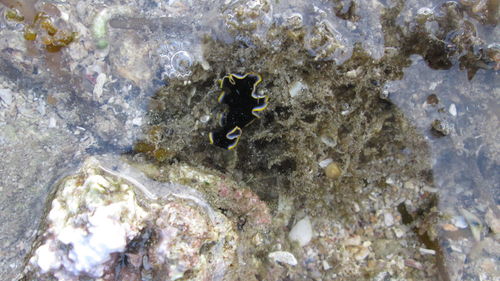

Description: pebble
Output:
[268,251,297,266]
[199,115,210,123]
[131,117,142,126]
[289,216,313,247]
[449,103,457,116]
[48,117,57,128]
[325,162,341,179]
[431,119,453,136]
[322,260,331,270]
[384,212,394,227]
[320,134,337,147]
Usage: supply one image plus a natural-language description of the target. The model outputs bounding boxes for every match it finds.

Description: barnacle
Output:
[209,73,268,150]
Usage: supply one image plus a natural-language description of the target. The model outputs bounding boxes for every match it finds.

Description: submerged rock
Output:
[23,156,239,281]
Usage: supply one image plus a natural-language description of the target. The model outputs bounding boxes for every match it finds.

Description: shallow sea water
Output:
[0,0,498,280]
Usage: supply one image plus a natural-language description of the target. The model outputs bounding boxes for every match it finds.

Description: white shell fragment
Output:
[289,216,313,247]
[268,251,298,266]
[289,81,307,98]
[451,215,468,229]
[318,158,333,168]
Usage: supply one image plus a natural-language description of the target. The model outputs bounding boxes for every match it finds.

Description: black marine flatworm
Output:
[209,73,268,150]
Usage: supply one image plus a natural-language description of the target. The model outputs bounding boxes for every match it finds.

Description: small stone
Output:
[268,251,297,266]
[48,117,57,128]
[199,115,210,123]
[320,133,337,148]
[449,103,457,116]
[289,216,313,247]
[384,212,394,227]
[131,117,142,126]
[325,162,341,179]
[431,119,453,136]
[426,94,439,105]
[442,223,458,232]
[322,260,331,270]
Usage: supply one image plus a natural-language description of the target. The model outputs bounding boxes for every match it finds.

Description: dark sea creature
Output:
[209,73,268,150]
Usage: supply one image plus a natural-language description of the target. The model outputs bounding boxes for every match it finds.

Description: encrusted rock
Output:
[23,156,239,281]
